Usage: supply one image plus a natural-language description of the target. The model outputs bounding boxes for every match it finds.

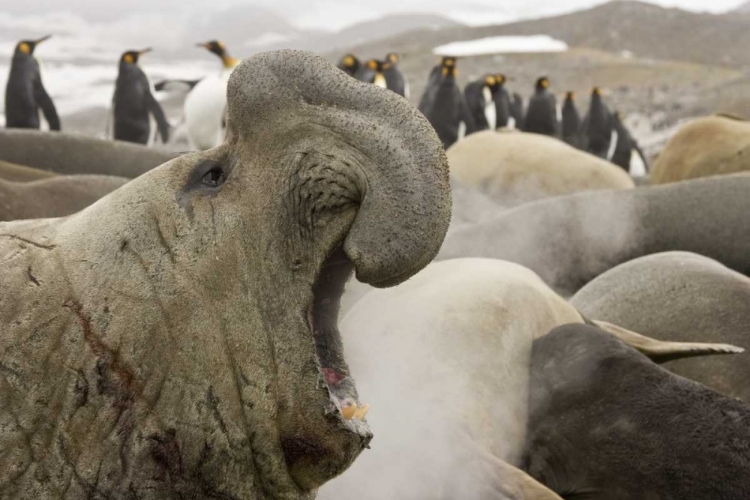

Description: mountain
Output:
[346,1,750,68]
[732,1,750,13]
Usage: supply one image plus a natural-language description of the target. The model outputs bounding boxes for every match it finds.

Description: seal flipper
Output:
[592,319,744,363]
[473,447,564,500]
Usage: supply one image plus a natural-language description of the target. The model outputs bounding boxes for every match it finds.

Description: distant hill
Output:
[346,1,750,68]
[732,1,750,13]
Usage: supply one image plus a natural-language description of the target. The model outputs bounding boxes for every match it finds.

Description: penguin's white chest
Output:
[184,69,233,150]
[483,86,496,131]
[373,73,387,89]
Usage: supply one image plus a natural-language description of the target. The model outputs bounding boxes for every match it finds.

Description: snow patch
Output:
[433,35,568,56]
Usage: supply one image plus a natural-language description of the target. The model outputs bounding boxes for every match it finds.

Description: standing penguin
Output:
[418,57,475,149]
[111,49,170,145]
[510,92,525,130]
[183,40,240,151]
[523,77,557,136]
[464,74,499,132]
[581,87,615,159]
[337,54,361,78]
[493,74,513,129]
[359,54,409,98]
[4,35,60,131]
[561,91,582,147]
[611,111,649,175]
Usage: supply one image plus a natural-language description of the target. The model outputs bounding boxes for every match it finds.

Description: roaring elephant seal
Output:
[439,174,750,296]
[651,115,750,184]
[0,50,451,499]
[0,175,129,221]
[0,159,58,182]
[526,324,750,499]
[447,130,634,207]
[319,258,734,500]
[0,129,177,178]
[572,251,750,402]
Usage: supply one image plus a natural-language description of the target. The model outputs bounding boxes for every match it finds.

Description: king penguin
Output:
[611,111,648,175]
[523,76,558,136]
[493,73,514,129]
[183,40,240,151]
[561,91,582,147]
[418,57,475,149]
[110,49,170,145]
[510,92,525,130]
[581,87,615,159]
[337,54,361,78]
[464,74,499,131]
[383,52,409,98]
[4,35,60,131]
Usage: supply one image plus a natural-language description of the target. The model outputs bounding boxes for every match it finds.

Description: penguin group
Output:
[336,52,410,98]
[4,36,242,151]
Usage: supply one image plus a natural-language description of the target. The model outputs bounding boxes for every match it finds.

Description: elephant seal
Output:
[651,115,750,184]
[319,258,733,500]
[0,50,451,498]
[439,173,750,296]
[0,129,177,178]
[0,175,130,221]
[572,251,750,401]
[0,159,58,182]
[525,324,750,499]
[447,130,634,207]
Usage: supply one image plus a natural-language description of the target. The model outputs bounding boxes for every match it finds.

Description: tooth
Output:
[341,404,357,420]
[354,404,369,420]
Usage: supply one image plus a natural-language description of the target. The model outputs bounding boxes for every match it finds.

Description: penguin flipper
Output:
[633,140,650,173]
[147,91,171,144]
[34,78,60,131]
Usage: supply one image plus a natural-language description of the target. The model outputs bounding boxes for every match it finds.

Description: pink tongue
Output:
[322,368,347,386]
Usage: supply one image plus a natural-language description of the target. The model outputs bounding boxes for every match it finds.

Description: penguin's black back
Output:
[562,96,582,147]
[524,89,557,136]
[511,93,525,129]
[5,57,43,129]
[583,93,613,158]
[611,113,633,170]
[464,80,490,130]
[418,70,473,149]
[495,87,512,129]
[382,66,407,97]
[113,63,155,144]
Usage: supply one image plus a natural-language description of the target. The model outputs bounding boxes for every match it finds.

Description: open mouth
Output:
[309,245,372,440]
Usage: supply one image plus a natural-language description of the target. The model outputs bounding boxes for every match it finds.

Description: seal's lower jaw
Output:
[283,246,372,490]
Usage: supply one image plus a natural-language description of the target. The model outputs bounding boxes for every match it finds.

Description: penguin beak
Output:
[196,42,210,49]
[34,35,52,44]
[139,48,153,56]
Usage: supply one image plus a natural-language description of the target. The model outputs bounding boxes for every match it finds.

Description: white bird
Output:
[184,40,240,151]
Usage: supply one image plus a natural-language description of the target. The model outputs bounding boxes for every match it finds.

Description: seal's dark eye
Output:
[202,167,226,187]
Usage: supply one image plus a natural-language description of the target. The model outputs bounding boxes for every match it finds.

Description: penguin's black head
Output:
[366,59,393,73]
[120,48,151,65]
[386,52,400,65]
[565,91,576,101]
[484,75,499,93]
[339,54,360,74]
[535,77,550,91]
[13,35,51,57]
[198,40,238,68]
[592,86,602,96]
[440,57,458,78]
[494,73,507,86]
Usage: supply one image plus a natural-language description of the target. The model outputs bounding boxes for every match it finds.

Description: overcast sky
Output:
[1,0,747,29]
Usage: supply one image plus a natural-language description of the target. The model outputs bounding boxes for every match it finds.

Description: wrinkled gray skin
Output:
[525,324,750,499]
[0,175,130,221]
[0,129,177,178]
[0,160,58,182]
[0,50,451,499]
[439,174,750,296]
[572,252,750,402]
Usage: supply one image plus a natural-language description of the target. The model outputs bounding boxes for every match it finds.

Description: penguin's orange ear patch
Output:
[19,43,30,54]
[124,54,134,64]
[367,60,378,70]
[343,55,355,67]
[485,75,497,86]
[541,79,550,88]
